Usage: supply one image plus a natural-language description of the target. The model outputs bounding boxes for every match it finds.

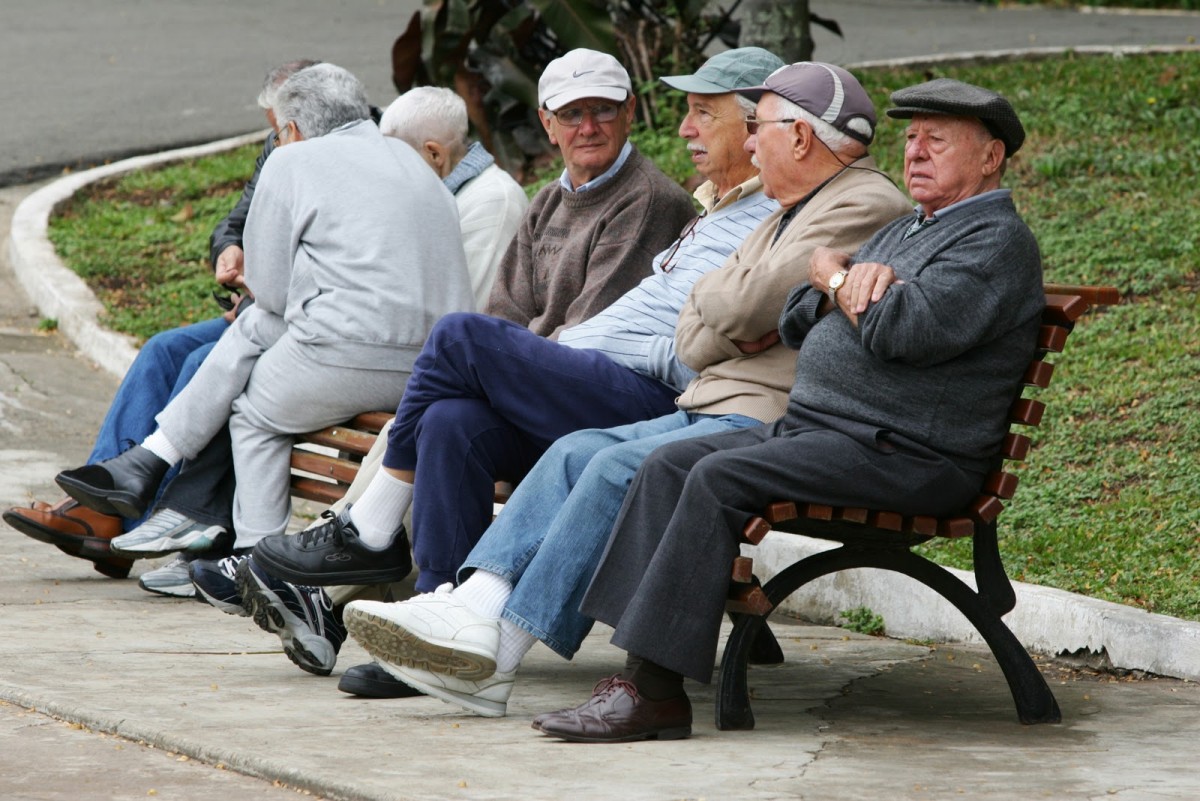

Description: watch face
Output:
[830,271,846,290]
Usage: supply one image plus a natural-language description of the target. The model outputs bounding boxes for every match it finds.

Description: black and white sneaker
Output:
[189,554,250,616]
[138,554,197,598]
[235,555,346,676]
[251,506,412,586]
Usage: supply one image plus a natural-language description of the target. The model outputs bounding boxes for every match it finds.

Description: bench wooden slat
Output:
[726,583,773,616]
[1044,284,1120,308]
[290,450,361,485]
[731,556,755,584]
[290,476,347,505]
[742,517,772,545]
[1010,398,1045,427]
[1002,432,1031,461]
[1038,323,1070,353]
[983,471,1020,500]
[1023,359,1055,389]
[296,426,379,456]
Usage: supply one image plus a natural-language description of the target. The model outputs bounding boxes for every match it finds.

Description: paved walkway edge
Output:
[10,45,1200,686]
[7,130,266,379]
[0,686,380,801]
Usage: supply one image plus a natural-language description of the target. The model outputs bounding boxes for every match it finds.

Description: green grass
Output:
[47,51,1200,620]
[48,142,262,340]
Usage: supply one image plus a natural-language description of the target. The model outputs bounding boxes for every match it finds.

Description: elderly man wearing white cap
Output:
[335,60,911,717]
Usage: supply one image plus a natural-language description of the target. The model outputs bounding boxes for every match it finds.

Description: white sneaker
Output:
[137,555,196,598]
[344,584,499,681]
[382,661,516,718]
[111,509,227,557]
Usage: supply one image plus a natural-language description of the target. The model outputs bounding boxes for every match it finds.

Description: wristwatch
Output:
[827,269,848,305]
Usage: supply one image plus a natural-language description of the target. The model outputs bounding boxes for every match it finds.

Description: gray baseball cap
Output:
[660,47,785,95]
[887,78,1026,156]
[735,62,876,145]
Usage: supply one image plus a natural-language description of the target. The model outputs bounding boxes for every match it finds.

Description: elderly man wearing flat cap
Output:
[334,60,910,716]
[516,77,1043,744]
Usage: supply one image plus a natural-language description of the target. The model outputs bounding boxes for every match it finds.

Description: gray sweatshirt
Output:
[243,119,473,372]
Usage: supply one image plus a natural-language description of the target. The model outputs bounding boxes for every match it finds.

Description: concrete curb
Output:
[7,130,266,379]
[9,45,1199,685]
[754,533,1200,682]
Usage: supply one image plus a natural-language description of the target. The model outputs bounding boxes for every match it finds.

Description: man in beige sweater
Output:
[340,62,912,718]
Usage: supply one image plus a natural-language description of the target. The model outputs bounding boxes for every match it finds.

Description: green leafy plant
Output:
[840,606,886,636]
[37,318,58,332]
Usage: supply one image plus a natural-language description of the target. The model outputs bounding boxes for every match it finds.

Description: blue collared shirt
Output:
[558,141,634,193]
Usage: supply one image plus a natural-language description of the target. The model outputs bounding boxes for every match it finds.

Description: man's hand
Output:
[734,329,781,354]
[809,246,853,298]
[214,244,245,289]
[845,262,902,315]
[221,292,243,323]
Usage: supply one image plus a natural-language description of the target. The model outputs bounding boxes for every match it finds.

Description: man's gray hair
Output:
[734,93,756,117]
[274,63,371,139]
[380,87,470,154]
[774,95,871,153]
[257,59,321,112]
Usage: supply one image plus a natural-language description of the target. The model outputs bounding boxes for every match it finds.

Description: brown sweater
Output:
[484,147,696,339]
[674,157,912,422]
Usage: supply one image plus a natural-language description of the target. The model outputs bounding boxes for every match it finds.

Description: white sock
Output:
[140,430,183,466]
[349,471,413,549]
[496,618,536,674]
[454,570,511,619]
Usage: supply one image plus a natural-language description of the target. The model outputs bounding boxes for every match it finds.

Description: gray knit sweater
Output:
[779,193,1044,468]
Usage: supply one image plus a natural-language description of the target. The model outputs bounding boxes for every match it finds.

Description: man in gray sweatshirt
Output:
[56,64,474,555]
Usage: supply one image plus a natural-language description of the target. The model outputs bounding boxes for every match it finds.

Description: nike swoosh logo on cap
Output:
[572,70,594,78]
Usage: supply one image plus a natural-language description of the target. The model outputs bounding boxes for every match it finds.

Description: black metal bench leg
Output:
[716,613,765,730]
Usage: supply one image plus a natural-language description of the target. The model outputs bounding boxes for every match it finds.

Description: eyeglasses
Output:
[272,122,294,147]
[745,117,796,135]
[550,102,623,127]
[658,214,703,273]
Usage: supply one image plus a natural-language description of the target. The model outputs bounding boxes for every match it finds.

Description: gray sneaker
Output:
[137,555,197,598]
[111,509,228,558]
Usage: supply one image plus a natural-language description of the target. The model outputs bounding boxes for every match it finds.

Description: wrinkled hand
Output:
[214,244,245,289]
[734,329,781,354]
[845,262,902,315]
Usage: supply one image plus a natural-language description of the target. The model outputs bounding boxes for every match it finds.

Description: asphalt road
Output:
[1,0,1195,186]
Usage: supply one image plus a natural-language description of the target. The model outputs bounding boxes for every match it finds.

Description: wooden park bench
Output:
[718,284,1121,730]
[285,284,1120,730]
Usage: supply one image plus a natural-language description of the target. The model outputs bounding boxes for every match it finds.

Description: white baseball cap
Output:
[538,49,632,111]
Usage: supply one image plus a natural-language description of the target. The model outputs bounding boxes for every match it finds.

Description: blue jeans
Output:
[383,313,680,592]
[87,316,227,529]
[459,410,758,659]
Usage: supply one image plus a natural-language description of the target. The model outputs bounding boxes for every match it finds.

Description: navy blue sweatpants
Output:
[384,313,680,591]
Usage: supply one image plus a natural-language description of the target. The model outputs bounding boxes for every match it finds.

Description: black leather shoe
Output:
[56,445,169,519]
[337,662,425,698]
[537,675,692,743]
[251,506,412,586]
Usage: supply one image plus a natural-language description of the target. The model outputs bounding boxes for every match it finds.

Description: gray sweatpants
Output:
[155,309,408,548]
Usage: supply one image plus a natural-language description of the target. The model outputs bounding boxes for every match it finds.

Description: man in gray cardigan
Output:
[56,64,474,555]
[534,78,1045,743]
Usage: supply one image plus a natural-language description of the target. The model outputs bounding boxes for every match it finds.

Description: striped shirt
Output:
[557,178,778,391]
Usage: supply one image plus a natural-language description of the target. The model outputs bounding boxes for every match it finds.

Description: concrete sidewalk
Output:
[5,144,1200,801]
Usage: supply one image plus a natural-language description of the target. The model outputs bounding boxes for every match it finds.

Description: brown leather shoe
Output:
[536,675,692,743]
[3,497,133,579]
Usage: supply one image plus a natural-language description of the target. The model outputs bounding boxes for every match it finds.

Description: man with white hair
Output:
[380,87,528,308]
[55,64,474,571]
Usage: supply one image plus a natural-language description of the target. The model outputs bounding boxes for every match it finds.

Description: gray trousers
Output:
[578,406,985,684]
[155,309,409,547]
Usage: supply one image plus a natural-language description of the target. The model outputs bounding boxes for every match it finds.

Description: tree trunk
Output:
[739,0,813,63]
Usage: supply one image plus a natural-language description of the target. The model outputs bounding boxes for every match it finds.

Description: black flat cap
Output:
[886,78,1025,156]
